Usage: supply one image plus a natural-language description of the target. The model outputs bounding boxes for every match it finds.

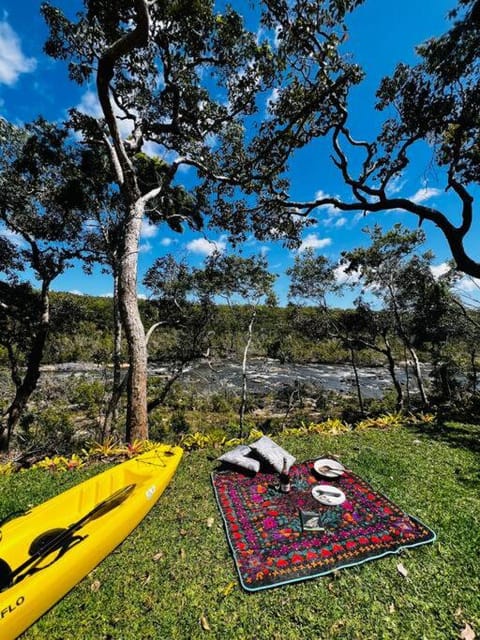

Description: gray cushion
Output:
[249,436,296,473]
[217,444,260,473]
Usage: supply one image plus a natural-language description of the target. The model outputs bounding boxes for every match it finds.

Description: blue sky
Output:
[1,0,478,306]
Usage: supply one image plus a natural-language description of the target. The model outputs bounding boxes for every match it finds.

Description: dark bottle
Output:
[279,457,291,493]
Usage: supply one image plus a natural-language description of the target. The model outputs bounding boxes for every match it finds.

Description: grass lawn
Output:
[1,422,479,640]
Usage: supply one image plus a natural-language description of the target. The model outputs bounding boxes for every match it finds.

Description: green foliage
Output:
[287,248,339,307]
[18,405,75,453]
[169,410,191,436]
[377,0,480,184]
[68,379,105,418]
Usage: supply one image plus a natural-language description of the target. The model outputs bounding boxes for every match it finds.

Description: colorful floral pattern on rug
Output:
[212,461,435,591]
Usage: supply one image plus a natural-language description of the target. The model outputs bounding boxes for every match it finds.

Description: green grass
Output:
[1,423,479,640]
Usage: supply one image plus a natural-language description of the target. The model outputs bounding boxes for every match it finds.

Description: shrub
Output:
[355,412,405,430]
[169,410,191,435]
[68,379,105,418]
[16,405,75,453]
[305,418,351,435]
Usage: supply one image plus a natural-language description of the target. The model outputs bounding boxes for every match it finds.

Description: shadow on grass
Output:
[408,420,480,489]
[413,419,480,452]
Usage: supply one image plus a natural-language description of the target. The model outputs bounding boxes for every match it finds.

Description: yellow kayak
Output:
[0,444,182,639]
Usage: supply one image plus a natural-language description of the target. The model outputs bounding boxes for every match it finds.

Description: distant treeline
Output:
[3,290,475,369]
[14,292,347,365]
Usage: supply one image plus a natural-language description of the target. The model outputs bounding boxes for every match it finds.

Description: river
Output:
[41,358,427,399]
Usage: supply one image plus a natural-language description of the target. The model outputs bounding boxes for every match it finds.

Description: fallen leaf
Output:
[180,528,187,536]
[141,573,151,586]
[90,579,101,593]
[460,623,476,640]
[326,582,335,593]
[200,615,211,631]
[180,548,186,560]
[388,603,395,614]
[396,562,408,578]
[152,551,164,561]
[206,517,214,528]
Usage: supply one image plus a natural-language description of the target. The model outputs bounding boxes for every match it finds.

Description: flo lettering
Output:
[1,596,25,618]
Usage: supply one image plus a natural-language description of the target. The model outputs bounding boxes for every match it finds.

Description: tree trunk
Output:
[119,201,148,442]
[0,281,50,451]
[349,346,365,415]
[389,286,428,407]
[408,345,428,406]
[281,378,301,429]
[403,345,411,407]
[239,309,256,437]
[470,349,477,395]
[382,334,404,411]
[102,269,124,438]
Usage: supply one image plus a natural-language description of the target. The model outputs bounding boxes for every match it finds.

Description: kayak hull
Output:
[0,445,182,639]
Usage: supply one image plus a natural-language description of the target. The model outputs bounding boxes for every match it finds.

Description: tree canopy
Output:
[268,0,480,278]
[39,0,365,441]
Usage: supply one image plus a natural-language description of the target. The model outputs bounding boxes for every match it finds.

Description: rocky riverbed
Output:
[39,357,427,400]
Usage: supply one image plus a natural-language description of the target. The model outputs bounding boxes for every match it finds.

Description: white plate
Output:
[313,458,345,478]
[312,484,346,506]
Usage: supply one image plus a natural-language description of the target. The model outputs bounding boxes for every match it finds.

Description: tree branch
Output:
[96,0,150,194]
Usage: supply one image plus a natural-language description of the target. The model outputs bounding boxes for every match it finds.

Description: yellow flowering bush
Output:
[305,418,351,435]
[0,461,15,476]
[355,412,405,430]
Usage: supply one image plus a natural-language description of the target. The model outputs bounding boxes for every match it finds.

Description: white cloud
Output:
[69,290,84,296]
[0,227,25,247]
[410,187,442,204]
[266,87,280,112]
[430,262,450,280]
[322,215,347,229]
[314,190,351,229]
[140,220,158,239]
[298,233,332,252]
[457,276,480,293]
[385,174,406,196]
[274,25,282,48]
[160,237,175,247]
[256,26,267,45]
[260,245,270,257]
[0,21,36,86]
[142,140,163,158]
[334,262,361,286]
[76,90,102,118]
[139,241,152,254]
[314,190,343,217]
[186,237,226,256]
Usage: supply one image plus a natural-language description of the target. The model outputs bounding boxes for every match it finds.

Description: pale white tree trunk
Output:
[239,309,256,437]
[119,201,148,442]
[102,268,124,438]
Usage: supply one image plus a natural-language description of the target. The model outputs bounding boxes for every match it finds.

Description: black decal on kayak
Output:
[1,595,25,618]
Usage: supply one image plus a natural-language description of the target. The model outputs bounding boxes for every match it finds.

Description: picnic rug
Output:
[212,461,436,591]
